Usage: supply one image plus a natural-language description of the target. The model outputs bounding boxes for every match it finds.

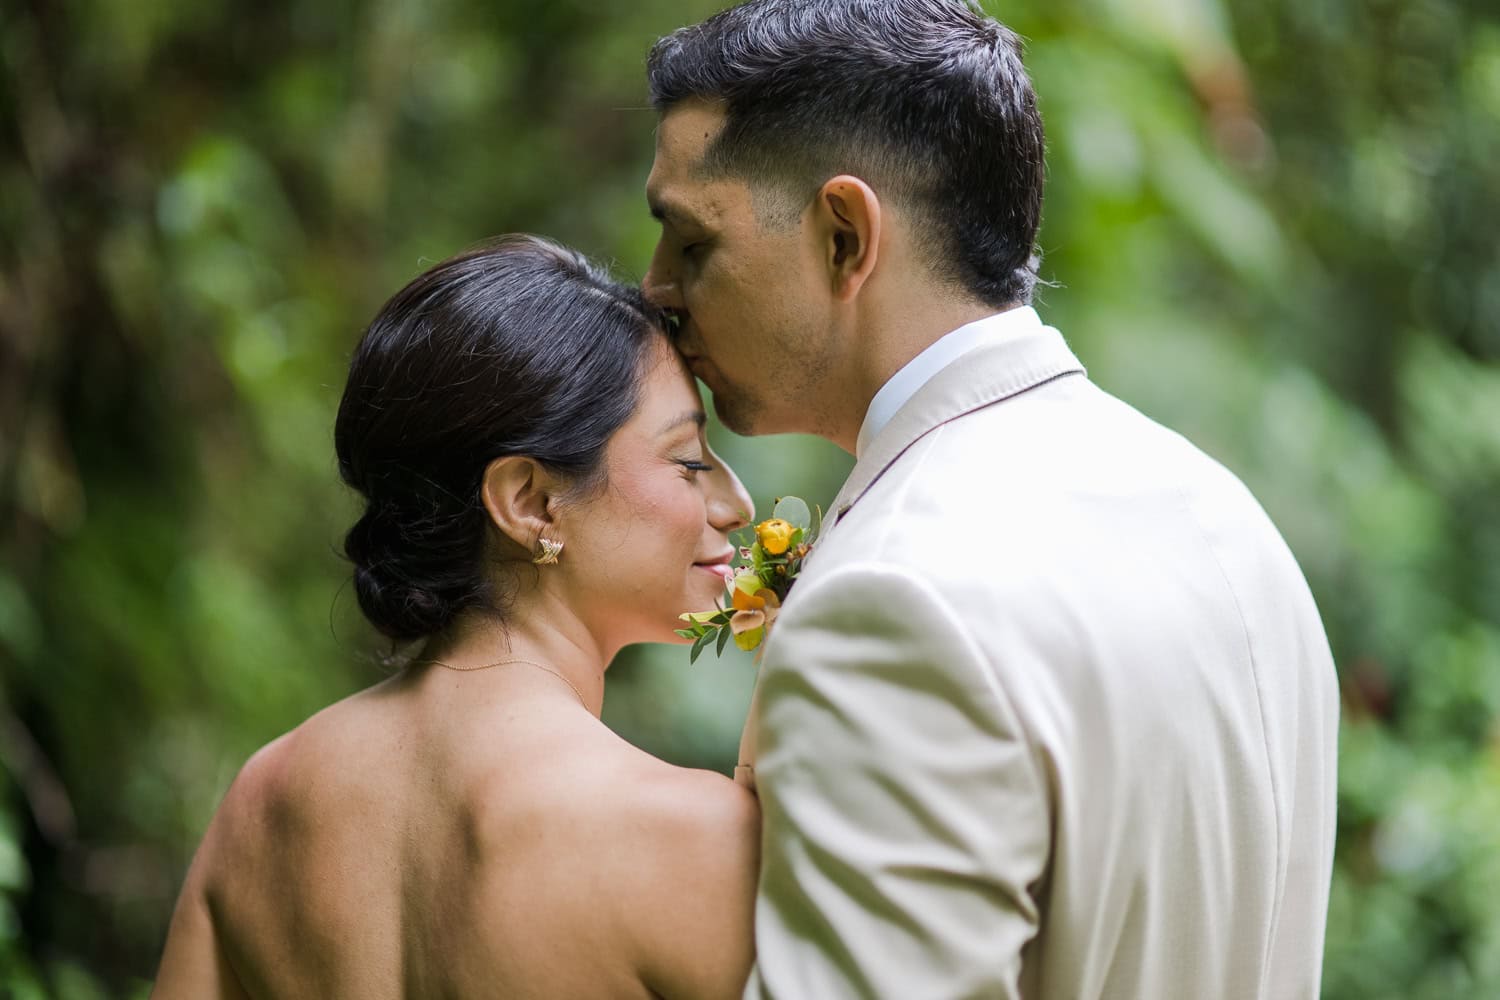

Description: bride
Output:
[152,235,760,998]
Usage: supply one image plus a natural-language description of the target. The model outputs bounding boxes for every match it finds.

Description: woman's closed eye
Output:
[678,459,715,474]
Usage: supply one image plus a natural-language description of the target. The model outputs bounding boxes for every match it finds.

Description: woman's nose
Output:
[704,445,753,534]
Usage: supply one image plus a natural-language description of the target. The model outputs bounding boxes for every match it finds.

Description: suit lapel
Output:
[741,322,1085,780]
[825,323,1086,531]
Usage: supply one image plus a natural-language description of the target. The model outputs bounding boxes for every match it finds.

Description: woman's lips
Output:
[695,553,735,584]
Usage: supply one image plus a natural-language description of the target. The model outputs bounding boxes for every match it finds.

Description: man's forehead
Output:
[648,105,739,223]
[652,101,726,174]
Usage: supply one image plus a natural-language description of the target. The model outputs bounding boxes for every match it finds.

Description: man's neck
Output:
[832,296,1010,453]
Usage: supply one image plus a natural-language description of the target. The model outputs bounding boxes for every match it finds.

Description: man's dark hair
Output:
[647,0,1046,307]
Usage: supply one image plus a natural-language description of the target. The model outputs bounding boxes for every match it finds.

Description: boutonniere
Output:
[677,496,820,663]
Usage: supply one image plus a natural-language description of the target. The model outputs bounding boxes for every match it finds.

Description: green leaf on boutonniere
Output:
[690,629,714,664]
[716,621,732,656]
[772,496,812,532]
[733,571,763,597]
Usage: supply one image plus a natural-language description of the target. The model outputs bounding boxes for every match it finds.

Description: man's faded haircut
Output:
[647,0,1046,307]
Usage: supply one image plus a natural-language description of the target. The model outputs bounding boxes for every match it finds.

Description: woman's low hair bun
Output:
[343,502,470,642]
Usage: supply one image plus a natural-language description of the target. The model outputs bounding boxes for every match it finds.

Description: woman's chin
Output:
[661,583,732,646]
[689,572,732,606]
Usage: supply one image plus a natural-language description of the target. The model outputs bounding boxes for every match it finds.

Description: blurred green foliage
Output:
[1,0,1496,994]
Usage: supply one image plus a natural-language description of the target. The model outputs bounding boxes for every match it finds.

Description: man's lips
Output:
[682,354,721,389]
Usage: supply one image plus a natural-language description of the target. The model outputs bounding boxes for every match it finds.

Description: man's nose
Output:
[642,246,683,311]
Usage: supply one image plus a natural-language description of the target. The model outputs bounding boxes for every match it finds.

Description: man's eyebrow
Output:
[659,409,708,435]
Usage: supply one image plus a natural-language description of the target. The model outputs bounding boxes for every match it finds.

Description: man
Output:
[642,2,1339,997]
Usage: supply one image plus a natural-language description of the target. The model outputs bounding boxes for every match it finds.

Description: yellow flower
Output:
[756,518,797,556]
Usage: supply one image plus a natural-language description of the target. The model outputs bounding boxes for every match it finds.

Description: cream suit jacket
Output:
[740,319,1339,999]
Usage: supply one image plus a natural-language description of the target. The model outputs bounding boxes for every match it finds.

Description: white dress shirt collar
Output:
[856,306,1043,457]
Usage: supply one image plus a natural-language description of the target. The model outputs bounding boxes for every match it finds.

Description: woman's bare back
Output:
[154,667,758,999]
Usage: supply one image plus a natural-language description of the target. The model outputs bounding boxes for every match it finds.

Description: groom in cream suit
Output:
[644,2,1339,997]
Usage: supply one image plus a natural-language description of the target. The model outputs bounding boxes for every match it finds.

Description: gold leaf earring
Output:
[532,537,564,566]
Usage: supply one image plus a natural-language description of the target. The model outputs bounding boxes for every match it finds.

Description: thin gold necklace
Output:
[419,657,589,710]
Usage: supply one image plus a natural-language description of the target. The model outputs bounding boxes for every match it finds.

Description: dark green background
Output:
[2,0,1497,995]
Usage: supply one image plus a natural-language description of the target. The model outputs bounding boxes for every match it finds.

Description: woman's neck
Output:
[419,598,611,717]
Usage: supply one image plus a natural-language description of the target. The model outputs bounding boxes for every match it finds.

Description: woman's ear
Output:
[481,456,561,556]
[817,175,882,302]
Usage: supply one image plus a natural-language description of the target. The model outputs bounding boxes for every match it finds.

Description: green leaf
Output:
[716,622,732,655]
[690,630,713,664]
[773,495,812,531]
[673,628,698,639]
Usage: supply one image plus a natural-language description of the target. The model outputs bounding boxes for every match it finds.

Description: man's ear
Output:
[480,456,561,556]
[818,175,882,302]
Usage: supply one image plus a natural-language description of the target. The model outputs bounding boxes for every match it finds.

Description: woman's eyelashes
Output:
[678,459,715,474]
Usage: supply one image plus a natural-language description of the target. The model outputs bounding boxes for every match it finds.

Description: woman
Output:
[152,236,760,998]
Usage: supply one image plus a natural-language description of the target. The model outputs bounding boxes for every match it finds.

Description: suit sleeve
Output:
[745,564,1051,1000]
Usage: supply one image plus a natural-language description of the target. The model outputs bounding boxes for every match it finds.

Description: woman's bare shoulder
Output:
[151,725,313,1000]
[201,685,396,863]
[474,723,760,998]
[506,717,758,836]
[600,749,760,998]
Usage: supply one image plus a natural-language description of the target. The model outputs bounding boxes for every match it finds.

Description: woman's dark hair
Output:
[334,235,665,643]
[647,0,1045,307]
